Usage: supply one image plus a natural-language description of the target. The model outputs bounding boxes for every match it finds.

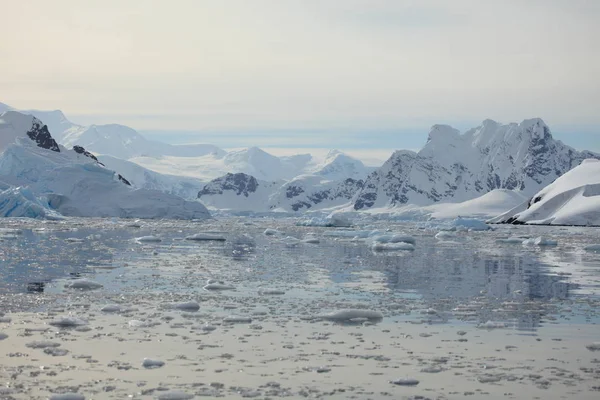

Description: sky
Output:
[1,0,599,163]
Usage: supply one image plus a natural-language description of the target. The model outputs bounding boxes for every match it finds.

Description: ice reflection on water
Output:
[0,218,599,332]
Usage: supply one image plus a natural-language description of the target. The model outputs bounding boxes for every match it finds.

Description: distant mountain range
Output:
[1,101,598,224]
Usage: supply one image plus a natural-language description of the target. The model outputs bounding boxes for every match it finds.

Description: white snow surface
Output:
[0,111,210,220]
[489,159,600,226]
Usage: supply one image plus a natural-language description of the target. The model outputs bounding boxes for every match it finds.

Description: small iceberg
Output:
[185,233,226,241]
[264,228,280,236]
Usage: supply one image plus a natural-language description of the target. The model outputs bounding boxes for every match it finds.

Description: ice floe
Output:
[185,233,226,241]
[172,301,200,311]
[320,309,383,322]
[65,278,103,290]
[49,316,87,327]
[522,237,558,246]
[142,358,165,368]
[49,394,85,400]
[203,279,235,291]
[390,378,419,386]
[136,235,162,243]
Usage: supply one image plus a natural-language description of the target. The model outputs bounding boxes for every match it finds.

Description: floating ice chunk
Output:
[477,321,507,329]
[435,231,456,240]
[223,316,252,323]
[302,237,320,244]
[65,279,103,290]
[172,301,200,311]
[185,233,226,241]
[420,365,443,373]
[0,316,11,323]
[496,237,525,244]
[45,347,69,356]
[101,304,122,313]
[49,316,87,327]
[201,325,217,332]
[136,236,162,243]
[372,242,415,251]
[324,230,371,238]
[125,221,142,228]
[280,236,301,247]
[129,320,151,328]
[203,280,234,291]
[64,238,85,243]
[522,237,557,246]
[142,358,165,368]
[585,342,600,351]
[320,309,383,322]
[157,391,194,400]
[259,289,286,295]
[0,333,7,340]
[390,378,419,386]
[584,244,600,252]
[26,340,61,349]
[264,228,280,236]
[372,234,416,244]
[49,394,85,400]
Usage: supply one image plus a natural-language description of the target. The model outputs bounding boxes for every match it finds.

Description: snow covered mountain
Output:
[197,172,364,213]
[2,102,225,159]
[489,159,600,226]
[0,111,210,219]
[308,149,372,180]
[269,175,364,212]
[197,173,281,211]
[353,119,600,210]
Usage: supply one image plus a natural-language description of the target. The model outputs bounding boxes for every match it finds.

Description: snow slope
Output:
[133,147,320,182]
[307,149,372,180]
[0,111,210,219]
[353,119,599,210]
[98,155,205,200]
[489,159,600,226]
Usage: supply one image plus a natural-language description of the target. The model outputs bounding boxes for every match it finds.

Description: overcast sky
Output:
[1,0,598,161]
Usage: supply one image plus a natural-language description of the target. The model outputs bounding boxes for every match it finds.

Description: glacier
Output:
[0,111,210,220]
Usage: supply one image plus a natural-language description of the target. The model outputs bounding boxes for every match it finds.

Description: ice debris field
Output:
[0,216,599,400]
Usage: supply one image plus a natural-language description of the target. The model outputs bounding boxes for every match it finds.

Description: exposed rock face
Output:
[198,173,259,198]
[278,177,364,212]
[72,145,131,186]
[73,145,101,164]
[353,119,600,210]
[26,119,60,152]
